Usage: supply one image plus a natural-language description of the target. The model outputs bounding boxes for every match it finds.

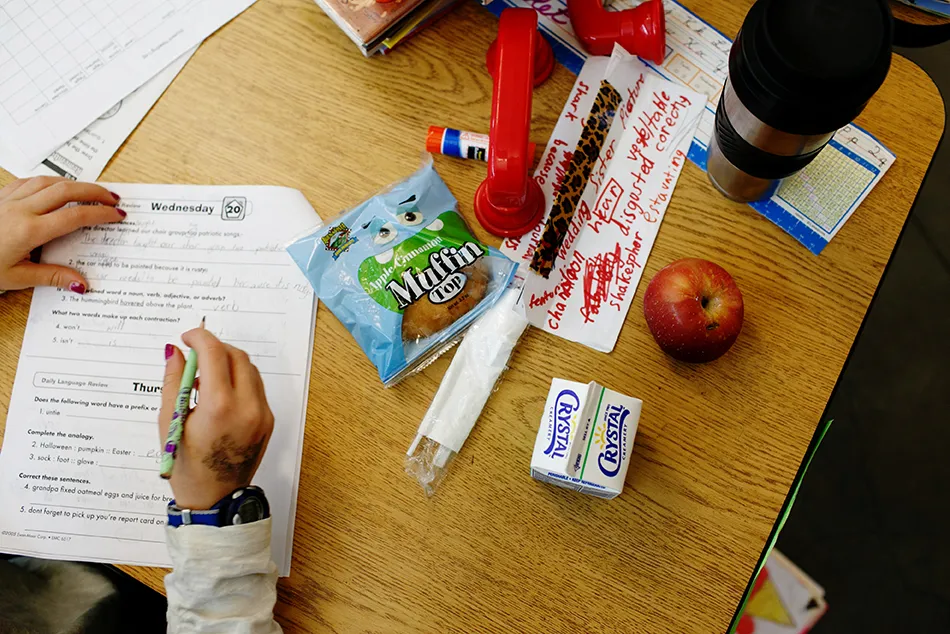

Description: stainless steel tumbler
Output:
[707,0,893,203]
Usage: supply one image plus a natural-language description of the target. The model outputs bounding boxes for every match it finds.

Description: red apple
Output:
[643,258,744,363]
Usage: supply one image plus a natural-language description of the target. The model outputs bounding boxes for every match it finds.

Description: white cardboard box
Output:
[530,379,642,499]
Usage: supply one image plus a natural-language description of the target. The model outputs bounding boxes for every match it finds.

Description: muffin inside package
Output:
[287,159,517,386]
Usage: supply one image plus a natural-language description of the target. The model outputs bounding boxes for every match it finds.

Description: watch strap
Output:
[167,506,223,527]
[167,485,269,527]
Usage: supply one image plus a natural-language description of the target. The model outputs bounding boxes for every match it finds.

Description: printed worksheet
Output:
[26,47,197,181]
[0,184,319,576]
[484,0,896,254]
[0,0,255,172]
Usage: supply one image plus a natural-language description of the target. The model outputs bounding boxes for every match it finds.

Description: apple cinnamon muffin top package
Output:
[287,158,516,386]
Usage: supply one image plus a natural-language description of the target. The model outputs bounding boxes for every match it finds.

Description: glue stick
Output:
[426,126,537,162]
[427,126,490,161]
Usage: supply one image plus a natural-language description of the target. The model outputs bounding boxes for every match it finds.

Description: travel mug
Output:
[707,0,893,203]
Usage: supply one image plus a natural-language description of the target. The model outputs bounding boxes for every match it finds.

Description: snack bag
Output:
[287,159,517,386]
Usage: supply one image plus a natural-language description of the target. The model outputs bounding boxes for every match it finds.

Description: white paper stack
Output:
[0,0,259,181]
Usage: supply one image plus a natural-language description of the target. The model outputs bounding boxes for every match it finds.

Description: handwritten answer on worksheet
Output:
[0,184,319,576]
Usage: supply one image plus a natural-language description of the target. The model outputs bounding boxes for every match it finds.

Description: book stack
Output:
[313,0,462,55]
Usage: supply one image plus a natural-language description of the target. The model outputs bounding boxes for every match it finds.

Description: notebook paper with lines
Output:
[0,184,318,576]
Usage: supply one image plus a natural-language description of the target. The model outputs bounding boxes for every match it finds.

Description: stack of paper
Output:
[0,0,259,181]
[0,183,320,576]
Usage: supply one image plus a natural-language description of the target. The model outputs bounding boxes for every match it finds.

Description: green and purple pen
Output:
[160,317,203,479]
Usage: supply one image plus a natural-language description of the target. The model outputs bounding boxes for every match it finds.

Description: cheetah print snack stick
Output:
[529,80,622,278]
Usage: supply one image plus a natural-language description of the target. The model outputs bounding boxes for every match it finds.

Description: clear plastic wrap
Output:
[287,157,517,386]
[405,284,529,495]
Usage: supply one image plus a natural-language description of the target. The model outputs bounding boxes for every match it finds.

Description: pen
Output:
[160,317,204,479]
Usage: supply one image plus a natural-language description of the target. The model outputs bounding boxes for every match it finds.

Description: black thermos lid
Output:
[729,0,893,136]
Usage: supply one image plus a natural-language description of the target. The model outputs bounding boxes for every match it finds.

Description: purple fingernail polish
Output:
[165,443,176,453]
[68,282,85,295]
[171,412,179,421]
[164,344,174,360]
[110,191,120,202]
[117,208,127,218]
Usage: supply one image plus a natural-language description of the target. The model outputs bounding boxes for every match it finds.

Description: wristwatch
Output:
[167,485,270,527]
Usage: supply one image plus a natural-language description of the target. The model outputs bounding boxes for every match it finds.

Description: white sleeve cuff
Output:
[165,518,281,633]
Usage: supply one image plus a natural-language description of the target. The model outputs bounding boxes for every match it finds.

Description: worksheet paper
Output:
[484,0,897,254]
[0,184,318,576]
[0,0,256,173]
[504,51,704,351]
[24,47,197,182]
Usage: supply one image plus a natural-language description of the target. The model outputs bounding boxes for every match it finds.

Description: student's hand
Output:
[0,176,125,293]
[160,328,274,510]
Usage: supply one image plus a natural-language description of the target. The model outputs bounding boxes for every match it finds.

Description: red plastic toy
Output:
[566,0,666,63]
[473,9,546,238]
[485,26,555,87]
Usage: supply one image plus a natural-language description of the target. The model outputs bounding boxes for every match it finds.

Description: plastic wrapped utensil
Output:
[406,284,529,495]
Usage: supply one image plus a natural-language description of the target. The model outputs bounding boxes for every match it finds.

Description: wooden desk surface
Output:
[0,1,944,632]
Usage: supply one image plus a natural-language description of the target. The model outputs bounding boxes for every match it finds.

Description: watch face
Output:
[233,497,265,525]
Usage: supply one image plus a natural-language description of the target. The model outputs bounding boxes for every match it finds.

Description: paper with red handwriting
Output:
[503,49,704,352]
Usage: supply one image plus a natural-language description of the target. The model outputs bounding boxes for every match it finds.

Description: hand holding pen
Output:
[159,325,274,510]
